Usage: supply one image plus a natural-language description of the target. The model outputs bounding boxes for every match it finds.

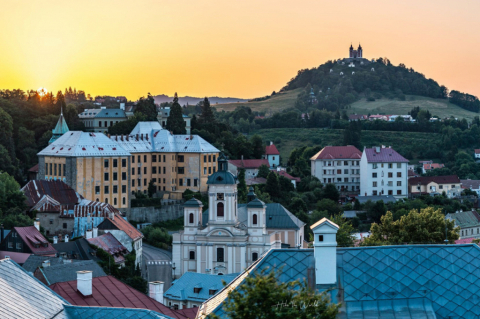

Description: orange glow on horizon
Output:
[1,0,480,100]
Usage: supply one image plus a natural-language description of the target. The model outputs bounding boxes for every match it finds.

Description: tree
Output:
[0,172,26,213]
[322,184,339,202]
[250,135,264,159]
[265,171,281,199]
[330,214,355,247]
[148,179,156,198]
[210,268,339,319]
[237,169,248,203]
[363,208,459,245]
[109,113,147,135]
[165,93,186,134]
[343,120,362,150]
[257,164,270,178]
[365,200,386,223]
[199,97,215,124]
[135,93,157,121]
[316,199,340,217]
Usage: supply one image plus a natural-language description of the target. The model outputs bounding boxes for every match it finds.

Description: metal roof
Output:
[38,131,131,157]
[22,180,82,208]
[364,147,409,163]
[461,179,480,190]
[446,210,480,228]
[202,244,480,318]
[228,159,270,169]
[22,255,81,273]
[87,233,128,264]
[62,305,175,319]
[409,175,461,186]
[38,259,106,285]
[130,121,163,135]
[98,213,143,241]
[207,171,237,185]
[94,108,126,118]
[14,226,57,255]
[164,272,237,303]
[52,238,100,261]
[184,198,203,207]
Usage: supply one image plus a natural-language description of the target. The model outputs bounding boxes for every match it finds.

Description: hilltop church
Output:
[172,154,305,276]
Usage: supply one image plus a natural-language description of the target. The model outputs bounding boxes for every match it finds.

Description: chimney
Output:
[34,218,40,231]
[109,212,115,220]
[65,235,69,243]
[85,229,93,239]
[141,133,144,140]
[42,260,50,268]
[375,146,380,153]
[53,236,58,244]
[149,281,165,304]
[136,133,139,141]
[63,259,72,264]
[93,227,98,238]
[77,271,93,296]
[310,218,339,286]
[1,224,4,241]
[270,141,273,145]
[241,155,244,160]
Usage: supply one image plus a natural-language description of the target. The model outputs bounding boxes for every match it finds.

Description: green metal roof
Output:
[446,210,480,228]
[247,198,266,208]
[184,198,203,207]
[206,171,237,185]
[49,110,70,144]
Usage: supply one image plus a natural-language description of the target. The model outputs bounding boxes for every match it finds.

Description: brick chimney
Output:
[149,281,164,304]
[77,271,93,296]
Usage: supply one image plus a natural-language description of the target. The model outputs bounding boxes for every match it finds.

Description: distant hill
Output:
[153,94,248,106]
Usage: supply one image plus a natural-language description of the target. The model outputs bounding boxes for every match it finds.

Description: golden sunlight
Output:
[37,87,47,96]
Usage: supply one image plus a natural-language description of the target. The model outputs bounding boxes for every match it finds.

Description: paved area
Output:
[142,244,174,289]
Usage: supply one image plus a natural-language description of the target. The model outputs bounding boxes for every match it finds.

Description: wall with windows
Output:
[311,159,361,193]
[360,155,408,198]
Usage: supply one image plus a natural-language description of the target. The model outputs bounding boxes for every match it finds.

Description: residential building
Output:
[228,157,270,180]
[368,114,389,121]
[273,169,301,188]
[37,131,132,209]
[245,177,267,186]
[34,259,106,286]
[53,237,100,261]
[446,209,480,239]
[97,213,144,267]
[422,162,445,174]
[388,115,413,122]
[156,106,192,134]
[49,109,69,144]
[348,114,367,121]
[475,149,480,159]
[408,175,461,198]
[360,146,409,198]
[461,179,480,196]
[111,121,219,197]
[0,226,56,257]
[163,272,237,309]
[198,217,480,319]
[0,258,176,319]
[172,155,305,277]
[79,107,128,133]
[263,142,280,168]
[310,146,361,193]
[87,232,128,265]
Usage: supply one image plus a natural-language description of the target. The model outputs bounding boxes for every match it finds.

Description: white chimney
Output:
[310,218,339,285]
[93,227,98,238]
[85,229,93,239]
[65,235,69,243]
[120,103,125,110]
[149,281,164,304]
[53,236,58,244]
[270,141,273,145]
[77,271,93,296]
[34,218,40,231]
[63,259,73,264]
[42,260,50,268]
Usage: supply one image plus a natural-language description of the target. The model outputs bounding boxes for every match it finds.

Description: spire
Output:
[49,109,70,144]
[350,43,353,50]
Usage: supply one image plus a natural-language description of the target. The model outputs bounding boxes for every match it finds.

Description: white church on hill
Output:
[172,154,306,276]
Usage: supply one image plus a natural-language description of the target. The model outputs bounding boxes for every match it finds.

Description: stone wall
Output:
[126,203,184,223]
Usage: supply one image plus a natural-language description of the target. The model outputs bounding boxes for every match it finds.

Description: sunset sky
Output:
[1,0,480,100]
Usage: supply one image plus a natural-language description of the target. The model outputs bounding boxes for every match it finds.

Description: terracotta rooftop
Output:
[50,275,186,319]
[423,163,445,170]
[475,149,480,154]
[265,144,279,155]
[87,233,128,264]
[364,146,408,163]
[408,175,461,186]
[105,213,143,241]
[274,170,301,182]
[310,146,361,160]
[15,226,57,255]
[28,163,39,173]
[228,159,270,169]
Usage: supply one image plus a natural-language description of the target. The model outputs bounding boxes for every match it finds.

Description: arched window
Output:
[189,251,195,260]
[252,214,258,225]
[252,252,258,261]
[217,202,224,217]
[189,213,194,224]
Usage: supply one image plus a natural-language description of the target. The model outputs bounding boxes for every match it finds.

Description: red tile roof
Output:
[475,149,480,154]
[364,147,408,163]
[348,114,367,121]
[176,308,198,319]
[50,276,186,319]
[274,170,301,182]
[87,233,127,264]
[423,163,445,170]
[310,146,361,160]
[408,175,461,186]
[228,159,270,169]
[15,226,57,255]
[22,180,82,208]
[108,213,143,241]
[28,164,39,173]
[265,144,279,155]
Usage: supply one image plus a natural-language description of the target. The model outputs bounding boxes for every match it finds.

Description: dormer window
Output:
[193,287,202,293]
[209,289,218,295]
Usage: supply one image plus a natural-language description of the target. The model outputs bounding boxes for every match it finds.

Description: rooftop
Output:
[274,170,301,182]
[95,108,126,118]
[461,179,480,190]
[446,210,480,228]
[22,180,82,208]
[310,146,362,160]
[408,175,461,186]
[87,232,128,264]
[228,158,270,169]
[364,146,408,163]
[265,144,279,155]
[98,213,143,241]
[22,255,81,273]
[14,226,57,255]
[36,259,106,285]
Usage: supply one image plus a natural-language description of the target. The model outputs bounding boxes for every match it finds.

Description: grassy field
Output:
[253,128,442,163]
[350,95,477,120]
[215,88,302,114]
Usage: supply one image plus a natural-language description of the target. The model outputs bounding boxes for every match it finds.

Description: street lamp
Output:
[172,262,176,280]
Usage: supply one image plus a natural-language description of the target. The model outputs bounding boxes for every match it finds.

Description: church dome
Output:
[247,198,266,208]
[207,152,237,185]
[184,198,203,207]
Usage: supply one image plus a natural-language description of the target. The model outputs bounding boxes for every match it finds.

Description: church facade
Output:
[172,154,305,276]
[349,43,363,59]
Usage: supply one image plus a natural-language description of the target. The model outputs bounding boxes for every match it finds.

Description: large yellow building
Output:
[37,121,219,209]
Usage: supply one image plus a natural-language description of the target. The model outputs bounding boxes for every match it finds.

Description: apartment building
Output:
[360,146,409,198]
[79,107,127,133]
[408,175,461,198]
[310,146,362,192]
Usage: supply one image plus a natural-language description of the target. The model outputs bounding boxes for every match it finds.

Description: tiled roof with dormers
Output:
[310,146,362,160]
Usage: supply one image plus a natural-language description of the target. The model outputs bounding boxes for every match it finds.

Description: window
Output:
[217,247,224,262]
[144,179,147,186]
[63,223,67,229]
[144,155,147,162]
[49,219,53,225]
[208,155,212,162]
[388,190,393,195]
[99,121,102,127]
[113,159,118,168]
[122,159,127,167]
[8,242,12,248]
[397,181,402,186]
[137,155,140,163]
[253,214,258,225]
[337,169,341,174]
[388,172,393,178]
[104,159,109,168]
[54,164,57,176]
[49,163,52,176]
[163,155,166,162]
[344,178,349,182]
[373,190,378,195]
[397,172,402,177]
[344,169,348,174]
[213,155,216,162]
[373,163,378,169]
[204,167,207,175]
[217,202,224,217]
[114,197,117,205]
[95,186,100,194]
[132,168,135,175]
[16,243,22,250]
[58,164,61,176]
[190,251,195,260]
[397,163,401,168]
[194,179,198,187]
[113,172,118,181]
[104,186,109,194]
[318,235,324,242]
[252,252,258,261]
[113,185,118,194]
[152,167,157,174]
[178,155,184,162]
[122,172,126,180]
[132,156,135,163]
[123,197,126,205]
[122,185,126,193]
[372,173,377,178]
[163,167,166,174]
[208,167,212,174]
[189,213,194,224]
[178,167,185,174]
[397,190,402,195]
[152,155,157,162]
[104,172,109,181]
[137,167,141,175]
[373,182,377,187]
[451,185,456,188]
[179,178,183,186]
[388,163,393,168]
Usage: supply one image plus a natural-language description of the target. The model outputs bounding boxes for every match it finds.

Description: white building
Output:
[446,209,480,240]
[310,146,361,193]
[360,146,408,198]
[172,154,305,277]
[475,149,480,159]
[263,142,280,168]
[228,158,270,180]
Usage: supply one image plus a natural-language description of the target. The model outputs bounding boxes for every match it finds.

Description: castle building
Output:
[172,154,305,277]
[349,43,363,59]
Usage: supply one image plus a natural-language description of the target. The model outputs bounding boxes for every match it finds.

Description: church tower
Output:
[358,43,363,58]
[206,153,238,224]
[49,107,70,144]
[349,44,354,58]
